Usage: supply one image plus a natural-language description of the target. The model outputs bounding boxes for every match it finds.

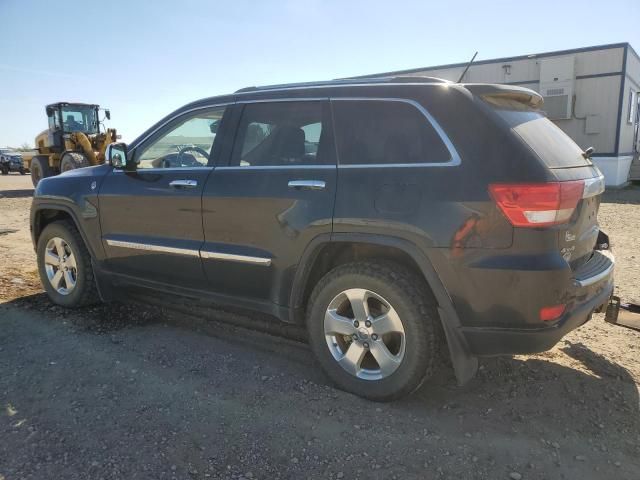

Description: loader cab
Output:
[46,103,101,136]
[46,102,101,151]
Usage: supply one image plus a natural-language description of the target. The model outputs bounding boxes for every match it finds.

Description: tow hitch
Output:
[605,296,640,332]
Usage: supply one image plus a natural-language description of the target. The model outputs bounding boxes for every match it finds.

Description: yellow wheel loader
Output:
[23,102,118,187]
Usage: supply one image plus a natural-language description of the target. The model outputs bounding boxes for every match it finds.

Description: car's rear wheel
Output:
[1,164,8,175]
[60,152,90,173]
[37,220,98,308]
[306,261,439,401]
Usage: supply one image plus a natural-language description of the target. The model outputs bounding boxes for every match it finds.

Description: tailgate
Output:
[553,168,605,270]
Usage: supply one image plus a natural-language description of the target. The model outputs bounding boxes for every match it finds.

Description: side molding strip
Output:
[200,250,272,266]
[105,239,200,257]
[105,239,272,266]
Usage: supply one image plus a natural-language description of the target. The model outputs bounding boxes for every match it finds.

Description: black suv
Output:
[31,77,614,401]
[0,148,26,175]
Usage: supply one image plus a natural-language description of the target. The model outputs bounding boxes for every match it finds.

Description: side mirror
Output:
[209,119,219,134]
[46,106,54,117]
[106,142,133,171]
[105,109,111,120]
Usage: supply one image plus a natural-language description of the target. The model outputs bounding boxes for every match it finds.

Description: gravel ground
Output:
[1,174,640,480]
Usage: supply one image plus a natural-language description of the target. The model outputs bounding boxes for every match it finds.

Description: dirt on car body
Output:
[1,174,640,479]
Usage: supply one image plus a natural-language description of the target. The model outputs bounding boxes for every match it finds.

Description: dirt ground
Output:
[1,173,639,480]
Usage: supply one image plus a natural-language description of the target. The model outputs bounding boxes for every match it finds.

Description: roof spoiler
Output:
[463,83,544,109]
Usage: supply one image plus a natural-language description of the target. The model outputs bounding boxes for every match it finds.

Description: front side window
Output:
[332,100,451,165]
[61,106,98,134]
[137,107,226,169]
[231,101,329,167]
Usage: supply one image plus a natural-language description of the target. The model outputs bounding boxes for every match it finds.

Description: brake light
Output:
[489,181,584,227]
[539,304,566,321]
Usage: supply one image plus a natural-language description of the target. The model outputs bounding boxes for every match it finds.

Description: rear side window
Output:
[231,101,331,167]
[486,97,590,168]
[332,100,451,165]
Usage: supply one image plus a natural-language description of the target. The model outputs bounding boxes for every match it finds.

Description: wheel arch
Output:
[32,204,114,302]
[32,204,96,259]
[291,234,442,315]
[291,233,478,385]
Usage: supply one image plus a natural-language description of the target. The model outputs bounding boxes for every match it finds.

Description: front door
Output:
[99,105,229,289]
[201,100,337,305]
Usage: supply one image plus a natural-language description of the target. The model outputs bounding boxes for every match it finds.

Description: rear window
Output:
[332,100,451,165]
[486,97,590,168]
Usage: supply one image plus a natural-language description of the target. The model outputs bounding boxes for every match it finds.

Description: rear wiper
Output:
[582,146,595,159]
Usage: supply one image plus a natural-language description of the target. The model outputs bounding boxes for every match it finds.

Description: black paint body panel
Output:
[30,81,613,361]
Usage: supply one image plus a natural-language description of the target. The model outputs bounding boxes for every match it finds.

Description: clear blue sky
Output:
[1,0,638,147]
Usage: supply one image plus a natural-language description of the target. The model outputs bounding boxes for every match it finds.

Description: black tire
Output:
[60,152,90,173]
[1,165,8,175]
[36,220,99,308]
[306,261,439,401]
[30,155,53,187]
[19,167,26,175]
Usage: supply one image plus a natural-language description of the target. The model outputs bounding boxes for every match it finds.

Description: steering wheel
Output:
[176,146,210,166]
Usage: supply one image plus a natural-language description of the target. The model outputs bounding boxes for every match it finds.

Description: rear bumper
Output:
[461,250,614,356]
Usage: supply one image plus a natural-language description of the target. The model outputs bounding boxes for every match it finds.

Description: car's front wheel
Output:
[30,155,53,187]
[306,261,439,401]
[37,220,98,308]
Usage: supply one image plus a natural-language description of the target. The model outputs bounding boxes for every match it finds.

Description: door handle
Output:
[288,180,326,190]
[169,179,198,189]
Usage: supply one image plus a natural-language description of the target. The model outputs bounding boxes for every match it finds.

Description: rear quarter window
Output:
[332,100,452,165]
[486,97,590,168]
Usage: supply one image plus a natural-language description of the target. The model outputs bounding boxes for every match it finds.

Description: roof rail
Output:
[234,76,449,93]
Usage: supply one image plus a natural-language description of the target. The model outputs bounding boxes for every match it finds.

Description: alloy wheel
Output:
[324,288,406,380]
[44,237,78,295]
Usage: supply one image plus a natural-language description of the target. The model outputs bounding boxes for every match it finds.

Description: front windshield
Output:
[61,106,98,134]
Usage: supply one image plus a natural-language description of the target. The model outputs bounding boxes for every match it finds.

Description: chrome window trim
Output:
[105,239,200,257]
[105,239,272,266]
[112,166,214,173]
[337,162,454,169]
[330,97,461,168]
[200,250,272,266]
[216,164,335,171]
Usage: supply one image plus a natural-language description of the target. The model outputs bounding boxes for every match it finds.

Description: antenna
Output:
[456,51,478,83]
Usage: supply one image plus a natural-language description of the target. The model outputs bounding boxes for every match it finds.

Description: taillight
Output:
[539,304,566,321]
[489,181,584,227]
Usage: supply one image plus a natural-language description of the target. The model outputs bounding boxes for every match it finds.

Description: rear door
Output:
[201,99,337,304]
[98,105,229,289]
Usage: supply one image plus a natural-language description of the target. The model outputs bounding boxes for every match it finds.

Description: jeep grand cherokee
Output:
[31,77,614,401]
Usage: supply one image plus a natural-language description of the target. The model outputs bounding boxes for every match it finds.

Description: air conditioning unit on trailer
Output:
[539,56,575,120]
